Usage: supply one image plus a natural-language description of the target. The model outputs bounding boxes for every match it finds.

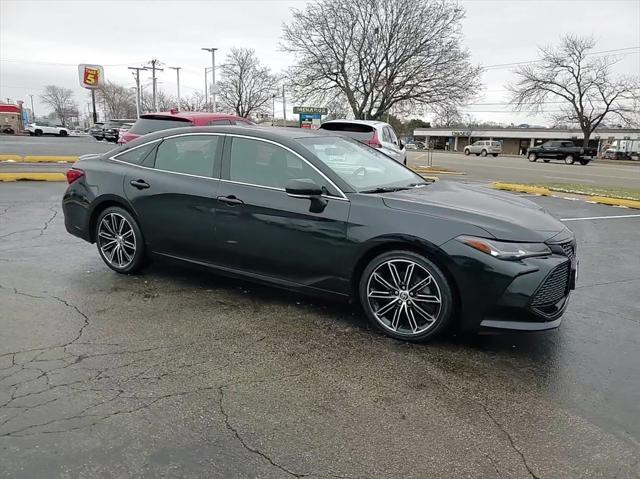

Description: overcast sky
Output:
[1,0,638,125]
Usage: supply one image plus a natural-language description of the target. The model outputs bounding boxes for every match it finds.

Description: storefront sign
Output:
[293,106,328,115]
[78,64,104,89]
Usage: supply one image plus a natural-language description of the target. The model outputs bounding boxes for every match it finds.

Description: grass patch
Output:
[531,183,640,201]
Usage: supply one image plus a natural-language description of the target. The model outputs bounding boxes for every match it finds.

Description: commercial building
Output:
[0,103,25,134]
[413,127,640,156]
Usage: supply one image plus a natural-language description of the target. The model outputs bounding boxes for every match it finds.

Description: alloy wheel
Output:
[98,213,136,269]
[366,259,442,336]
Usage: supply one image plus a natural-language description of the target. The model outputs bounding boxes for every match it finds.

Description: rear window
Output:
[490,141,501,146]
[129,117,192,135]
[319,122,374,142]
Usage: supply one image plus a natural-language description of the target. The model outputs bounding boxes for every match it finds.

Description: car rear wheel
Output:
[543,159,550,163]
[528,153,537,162]
[359,250,453,342]
[579,159,590,165]
[564,155,575,165]
[481,149,487,157]
[492,153,498,157]
[35,129,43,136]
[95,207,145,274]
[464,149,470,156]
[59,130,68,137]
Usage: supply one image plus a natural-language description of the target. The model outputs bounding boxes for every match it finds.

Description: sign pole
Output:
[91,89,97,123]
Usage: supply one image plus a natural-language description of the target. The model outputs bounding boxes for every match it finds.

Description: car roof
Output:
[321,119,389,127]
[140,111,247,121]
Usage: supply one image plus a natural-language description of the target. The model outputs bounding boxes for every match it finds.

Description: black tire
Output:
[59,130,68,137]
[564,155,575,165]
[480,149,487,157]
[528,153,537,162]
[95,206,145,274]
[358,250,454,342]
[492,153,498,157]
[543,159,550,163]
[475,153,480,156]
[579,159,590,165]
[35,129,43,137]
[464,149,470,156]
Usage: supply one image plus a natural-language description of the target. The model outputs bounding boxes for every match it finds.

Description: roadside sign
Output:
[78,64,104,89]
[293,106,328,115]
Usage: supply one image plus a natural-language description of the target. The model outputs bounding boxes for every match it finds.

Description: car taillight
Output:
[367,130,382,148]
[66,168,85,184]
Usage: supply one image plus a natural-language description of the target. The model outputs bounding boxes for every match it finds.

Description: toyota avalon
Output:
[62,126,577,342]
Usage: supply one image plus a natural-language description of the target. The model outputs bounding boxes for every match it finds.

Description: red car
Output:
[119,110,255,144]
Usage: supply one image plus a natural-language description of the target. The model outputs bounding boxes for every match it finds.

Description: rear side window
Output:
[381,127,392,142]
[208,119,232,125]
[319,122,374,142]
[129,117,192,135]
[153,135,220,177]
[114,142,158,165]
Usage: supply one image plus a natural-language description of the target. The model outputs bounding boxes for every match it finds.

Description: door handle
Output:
[130,179,150,189]
[217,195,244,206]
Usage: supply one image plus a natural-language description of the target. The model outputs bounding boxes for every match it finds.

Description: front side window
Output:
[229,137,337,194]
[153,135,219,177]
[298,136,424,192]
[115,142,158,165]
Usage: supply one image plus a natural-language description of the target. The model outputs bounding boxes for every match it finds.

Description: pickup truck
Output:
[527,140,596,165]
[26,122,70,137]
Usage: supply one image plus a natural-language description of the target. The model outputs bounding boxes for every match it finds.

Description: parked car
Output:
[102,119,137,143]
[119,111,255,144]
[405,143,418,150]
[464,140,502,157]
[1,124,15,134]
[318,120,407,164]
[89,123,105,141]
[117,123,134,144]
[527,141,597,165]
[62,126,577,342]
[26,121,69,137]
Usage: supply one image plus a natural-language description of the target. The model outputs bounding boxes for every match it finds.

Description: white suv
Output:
[464,140,502,157]
[319,120,406,164]
[27,122,70,137]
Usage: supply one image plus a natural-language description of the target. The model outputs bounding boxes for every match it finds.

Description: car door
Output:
[540,142,557,159]
[214,135,351,291]
[386,126,405,162]
[121,133,224,263]
[379,126,401,162]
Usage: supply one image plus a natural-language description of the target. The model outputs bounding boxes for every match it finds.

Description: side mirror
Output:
[285,179,327,213]
[398,140,404,150]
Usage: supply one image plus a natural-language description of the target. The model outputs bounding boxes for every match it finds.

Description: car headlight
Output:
[457,235,551,260]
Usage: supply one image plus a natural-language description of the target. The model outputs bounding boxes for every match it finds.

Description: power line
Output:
[0,58,146,67]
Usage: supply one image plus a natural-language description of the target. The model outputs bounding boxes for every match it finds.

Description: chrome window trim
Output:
[225,133,348,200]
[219,178,348,202]
[110,138,162,163]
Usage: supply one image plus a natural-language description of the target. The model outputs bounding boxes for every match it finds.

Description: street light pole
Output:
[201,47,218,113]
[28,94,35,122]
[169,66,181,109]
[204,68,209,112]
[272,94,276,126]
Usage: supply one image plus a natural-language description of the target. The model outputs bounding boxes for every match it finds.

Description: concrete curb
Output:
[0,155,78,163]
[411,167,465,175]
[0,173,67,182]
[492,182,640,210]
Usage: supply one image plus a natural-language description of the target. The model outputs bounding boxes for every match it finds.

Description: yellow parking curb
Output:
[492,182,640,209]
[0,154,23,162]
[0,172,67,182]
[22,155,77,163]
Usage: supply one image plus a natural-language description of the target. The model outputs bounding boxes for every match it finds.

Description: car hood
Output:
[381,181,567,242]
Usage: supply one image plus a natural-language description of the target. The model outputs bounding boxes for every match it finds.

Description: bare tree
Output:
[179,91,208,112]
[95,81,137,119]
[141,88,176,112]
[39,85,78,126]
[509,35,639,146]
[217,48,279,118]
[432,104,465,127]
[282,0,480,120]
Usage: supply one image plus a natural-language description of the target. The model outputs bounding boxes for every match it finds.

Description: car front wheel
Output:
[528,153,537,162]
[359,250,453,342]
[95,207,145,274]
[481,149,487,157]
[59,130,68,137]
[464,149,470,156]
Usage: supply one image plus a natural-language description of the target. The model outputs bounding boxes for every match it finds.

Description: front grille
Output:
[559,241,576,262]
[531,261,570,307]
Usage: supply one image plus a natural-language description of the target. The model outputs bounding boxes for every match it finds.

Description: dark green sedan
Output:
[62,126,577,342]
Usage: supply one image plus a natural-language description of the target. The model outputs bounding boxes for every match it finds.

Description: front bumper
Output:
[440,236,576,333]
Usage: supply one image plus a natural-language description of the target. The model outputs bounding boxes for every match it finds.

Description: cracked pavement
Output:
[0,182,638,478]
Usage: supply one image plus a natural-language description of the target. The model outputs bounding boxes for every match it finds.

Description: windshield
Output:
[298,136,425,192]
[129,117,192,135]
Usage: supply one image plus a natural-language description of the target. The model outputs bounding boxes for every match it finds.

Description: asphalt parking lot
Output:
[0,135,113,157]
[1,181,638,478]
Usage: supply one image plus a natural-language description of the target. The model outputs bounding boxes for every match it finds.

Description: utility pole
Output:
[272,93,276,126]
[282,84,286,127]
[148,59,163,111]
[169,66,181,109]
[128,66,148,117]
[28,94,35,122]
[204,68,209,112]
[201,48,218,112]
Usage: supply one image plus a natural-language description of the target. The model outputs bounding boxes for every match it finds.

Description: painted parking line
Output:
[560,214,640,221]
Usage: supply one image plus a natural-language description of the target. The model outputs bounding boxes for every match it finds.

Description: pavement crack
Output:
[217,386,307,478]
[31,207,58,239]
